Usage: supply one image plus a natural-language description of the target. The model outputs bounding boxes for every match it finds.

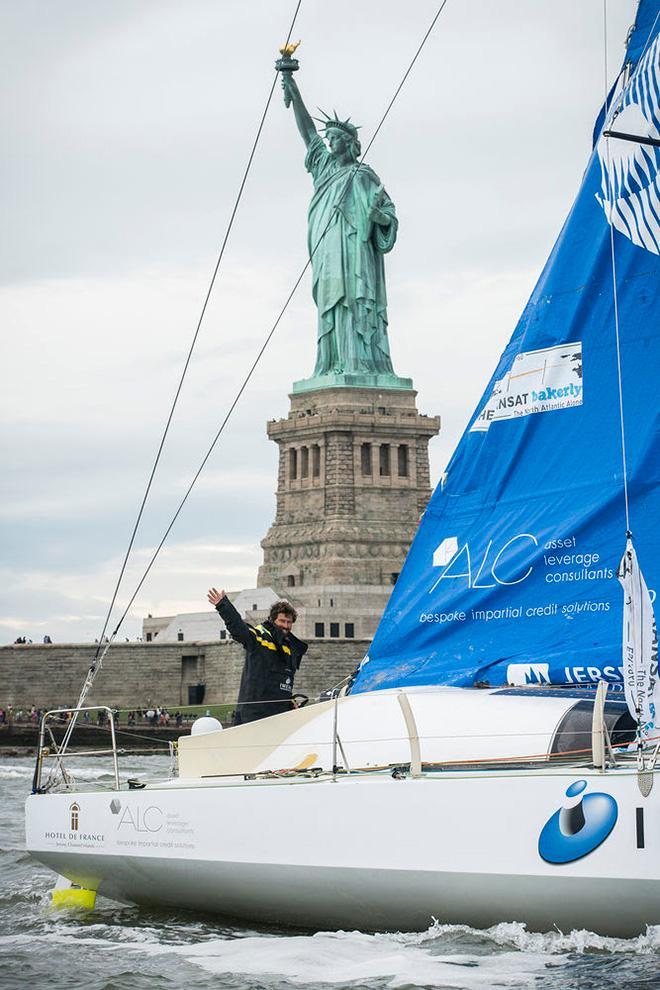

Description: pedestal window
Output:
[379,444,391,476]
[361,443,372,475]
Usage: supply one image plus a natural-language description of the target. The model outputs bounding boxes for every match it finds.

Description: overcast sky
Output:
[0,0,639,644]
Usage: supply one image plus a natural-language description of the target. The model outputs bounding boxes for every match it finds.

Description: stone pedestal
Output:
[258,386,440,640]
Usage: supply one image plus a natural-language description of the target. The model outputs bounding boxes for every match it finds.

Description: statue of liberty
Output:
[280,64,400,381]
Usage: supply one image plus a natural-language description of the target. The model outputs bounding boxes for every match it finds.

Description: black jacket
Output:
[216,597,308,725]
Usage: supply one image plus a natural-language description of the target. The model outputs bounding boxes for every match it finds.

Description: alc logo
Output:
[117,805,164,833]
[430,534,538,594]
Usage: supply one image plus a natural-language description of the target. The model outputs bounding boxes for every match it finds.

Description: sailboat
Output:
[26,1,660,936]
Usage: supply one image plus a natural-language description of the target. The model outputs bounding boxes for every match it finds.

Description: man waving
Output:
[207,589,308,726]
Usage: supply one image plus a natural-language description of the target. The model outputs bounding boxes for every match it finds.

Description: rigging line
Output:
[108,261,314,632]
[47,2,304,779]
[106,0,451,639]
[611,5,660,109]
[75,0,450,671]
[359,0,450,163]
[602,0,642,756]
[626,6,660,91]
[602,0,631,535]
[91,0,304,660]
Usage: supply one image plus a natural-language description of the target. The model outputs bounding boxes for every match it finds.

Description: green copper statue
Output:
[279,53,405,387]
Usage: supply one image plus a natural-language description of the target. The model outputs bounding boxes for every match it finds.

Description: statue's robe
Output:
[305,134,397,376]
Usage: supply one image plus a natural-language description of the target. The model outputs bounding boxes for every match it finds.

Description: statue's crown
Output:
[315,109,360,139]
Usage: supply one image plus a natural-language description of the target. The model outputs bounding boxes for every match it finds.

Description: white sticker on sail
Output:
[470,343,583,433]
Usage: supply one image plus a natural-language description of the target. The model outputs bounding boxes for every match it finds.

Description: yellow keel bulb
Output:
[50,876,97,911]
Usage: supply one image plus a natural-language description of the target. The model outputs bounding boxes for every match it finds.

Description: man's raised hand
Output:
[207,587,226,606]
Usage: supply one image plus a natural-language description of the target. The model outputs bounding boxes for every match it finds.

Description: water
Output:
[2,755,660,990]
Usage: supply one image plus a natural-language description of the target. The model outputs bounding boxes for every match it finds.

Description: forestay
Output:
[352,0,660,694]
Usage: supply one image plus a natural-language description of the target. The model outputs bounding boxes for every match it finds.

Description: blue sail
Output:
[352,1,660,694]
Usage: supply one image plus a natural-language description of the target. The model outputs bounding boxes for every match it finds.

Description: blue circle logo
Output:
[538,780,618,864]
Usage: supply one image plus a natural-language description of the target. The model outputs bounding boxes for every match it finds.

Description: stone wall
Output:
[0,639,369,710]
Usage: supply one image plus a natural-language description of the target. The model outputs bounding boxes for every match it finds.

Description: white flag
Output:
[617,537,659,741]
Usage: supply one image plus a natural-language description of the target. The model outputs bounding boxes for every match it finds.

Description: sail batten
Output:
[352,1,660,695]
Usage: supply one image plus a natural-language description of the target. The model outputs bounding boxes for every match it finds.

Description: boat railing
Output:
[34,706,120,793]
[31,687,650,791]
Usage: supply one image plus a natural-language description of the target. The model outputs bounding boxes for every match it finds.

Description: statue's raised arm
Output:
[281,74,316,148]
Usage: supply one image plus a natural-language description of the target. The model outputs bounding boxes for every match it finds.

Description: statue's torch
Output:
[275,40,301,107]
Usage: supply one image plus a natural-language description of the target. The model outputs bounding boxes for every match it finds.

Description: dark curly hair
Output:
[268,600,297,623]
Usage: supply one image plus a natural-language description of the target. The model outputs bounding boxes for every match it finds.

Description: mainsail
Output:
[352,1,660,694]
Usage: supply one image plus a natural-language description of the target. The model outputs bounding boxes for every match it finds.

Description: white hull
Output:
[26,766,660,936]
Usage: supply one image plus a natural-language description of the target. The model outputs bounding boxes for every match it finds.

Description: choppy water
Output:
[2,754,660,990]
